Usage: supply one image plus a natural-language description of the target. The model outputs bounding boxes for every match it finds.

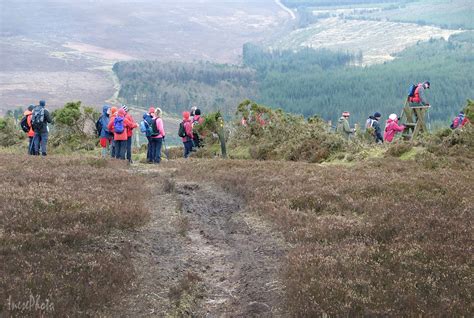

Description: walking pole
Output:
[162,138,169,160]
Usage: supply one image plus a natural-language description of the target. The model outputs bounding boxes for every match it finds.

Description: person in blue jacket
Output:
[98,105,112,157]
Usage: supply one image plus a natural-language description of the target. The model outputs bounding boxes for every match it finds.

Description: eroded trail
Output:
[102,165,287,317]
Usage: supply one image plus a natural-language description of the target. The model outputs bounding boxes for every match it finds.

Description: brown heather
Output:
[0,154,150,317]
[173,155,473,316]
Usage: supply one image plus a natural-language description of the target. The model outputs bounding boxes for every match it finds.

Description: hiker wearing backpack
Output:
[384,113,405,142]
[96,105,112,158]
[121,105,138,163]
[192,108,204,149]
[32,100,52,156]
[20,105,35,155]
[140,106,155,163]
[107,108,133,160]
[336,111,355,140]
[370,112,383,143]
[180,111,194,158]
[408,81,430,106]
[450,111,470,129]
[150,108,165,163]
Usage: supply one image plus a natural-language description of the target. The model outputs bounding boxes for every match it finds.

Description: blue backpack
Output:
[139,120,149,134]
[408,84,417,97]
[114,117,125,134]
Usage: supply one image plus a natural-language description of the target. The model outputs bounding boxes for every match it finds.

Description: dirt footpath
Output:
[102,164,288,317]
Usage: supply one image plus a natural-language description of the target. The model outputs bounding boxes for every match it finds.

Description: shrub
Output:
[0,117,24,147]
[176,156,474,316]
[49,101,100,152]
[1,154,150,317]
[385,141,413,157]
[233,100,345,163]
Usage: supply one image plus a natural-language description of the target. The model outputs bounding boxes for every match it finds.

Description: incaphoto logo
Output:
[7,294,54,313]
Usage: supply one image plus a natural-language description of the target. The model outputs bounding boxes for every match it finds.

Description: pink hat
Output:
[149,106,155,114]
[118,109,126,117]
[342,111,350,117]
[183,111,190,120]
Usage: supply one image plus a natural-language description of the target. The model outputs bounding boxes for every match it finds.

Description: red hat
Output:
[342,111,350,117]
[118,109,126,117]
[183,111,190,120]
[149,106,155,114]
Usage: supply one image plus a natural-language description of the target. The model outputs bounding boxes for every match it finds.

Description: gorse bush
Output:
[232,100,345,162]
[0,116,24,147]
[50,101,100,152]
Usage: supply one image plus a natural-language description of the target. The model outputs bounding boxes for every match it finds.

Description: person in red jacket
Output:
[108,108,133,160]
[409,81,430,106]
[121,105,138,163]
[384,113,406,142]
[450,111,470,129]
[181,111,194,158]
[22,105,35,155]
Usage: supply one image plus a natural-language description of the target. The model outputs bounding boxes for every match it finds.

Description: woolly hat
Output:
[39,100,46,107]
[389,113,398,121]
[118,108,126,117]
[373,112,381,118]
[149,106,155,114]
[121,104,129,113]
[110,106,117,115]
[195,108,201,116]
[183,111,190,120]
[342,111,350,117]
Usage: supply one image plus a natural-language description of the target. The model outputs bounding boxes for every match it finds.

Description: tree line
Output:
[113,32,473,125]
[114,61,257,116]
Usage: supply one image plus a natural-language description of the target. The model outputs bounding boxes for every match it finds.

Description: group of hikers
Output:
[336,111,408,143]
[96,104,204,162]
[336,81,470,143]
[19,82,470,157]
[20,100,205,161]
[20,100,52,156]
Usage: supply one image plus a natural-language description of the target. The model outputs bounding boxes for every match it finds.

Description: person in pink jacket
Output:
[384,113,406,142]
[181,111,194,158]
[150,107,165,163]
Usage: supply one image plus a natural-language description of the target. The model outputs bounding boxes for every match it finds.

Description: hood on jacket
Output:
[118,109,126,117]
[102,105,110,116]
[338,116,346,123]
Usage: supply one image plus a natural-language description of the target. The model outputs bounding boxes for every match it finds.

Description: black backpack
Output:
[95,117,103,137]
[20,115,30,132]
[150,118,160,136]
[31,106,45,132]
[178,121,186,137]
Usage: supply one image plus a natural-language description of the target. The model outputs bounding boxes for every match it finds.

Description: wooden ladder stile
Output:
[399,98,431,141]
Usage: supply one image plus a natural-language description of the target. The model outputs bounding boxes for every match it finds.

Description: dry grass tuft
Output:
[0,154,150,317]
[174,155,473,316]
